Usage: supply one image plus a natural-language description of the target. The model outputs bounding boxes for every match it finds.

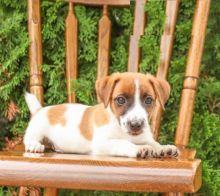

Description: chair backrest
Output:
[28,0,210,148]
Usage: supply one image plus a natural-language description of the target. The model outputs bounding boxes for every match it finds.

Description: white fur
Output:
[24,79,179,158]
[24,104,91,153]
[25,92,42,114]
[119,79,149,134]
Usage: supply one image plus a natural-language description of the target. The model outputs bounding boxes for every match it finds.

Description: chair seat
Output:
[0,150,201,192]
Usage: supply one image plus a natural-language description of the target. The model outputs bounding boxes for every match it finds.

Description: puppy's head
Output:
[96,72,170,136]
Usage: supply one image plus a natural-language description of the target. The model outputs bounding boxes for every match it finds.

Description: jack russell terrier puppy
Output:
[24,72,179,158]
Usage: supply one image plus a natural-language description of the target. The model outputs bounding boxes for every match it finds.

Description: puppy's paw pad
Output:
[26,142,45,153]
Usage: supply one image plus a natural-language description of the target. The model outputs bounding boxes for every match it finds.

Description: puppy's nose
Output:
[127,119,144,131]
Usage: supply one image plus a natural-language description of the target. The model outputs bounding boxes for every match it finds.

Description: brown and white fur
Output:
[24,72,179,158]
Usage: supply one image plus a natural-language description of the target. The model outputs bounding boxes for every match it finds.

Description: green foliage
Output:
[0,0,220,195]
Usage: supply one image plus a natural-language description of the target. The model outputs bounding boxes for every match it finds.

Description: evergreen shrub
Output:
[0,0,219,195]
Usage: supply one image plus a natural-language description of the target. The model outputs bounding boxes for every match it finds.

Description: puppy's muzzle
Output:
[127,119,144,135]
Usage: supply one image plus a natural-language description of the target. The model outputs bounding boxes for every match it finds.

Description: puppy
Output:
[24,72,179,158]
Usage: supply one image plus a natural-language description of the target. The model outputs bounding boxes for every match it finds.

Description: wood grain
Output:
[45,188,58,196]
[127,0,146,72]
[0,152,201,192]
[27,1,43,194]
[65,2,78,103]
[68,0,130,7]
[19,186,41,196]
[163,193,184,196]
[175,0,211,146]
[151,0,180,140]
[97,5,111,80]
[96,5,111,95]
[28,0,43,104]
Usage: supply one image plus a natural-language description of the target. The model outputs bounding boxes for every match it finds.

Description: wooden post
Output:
[175,0,211,147]
[45,188,58,196]
[127,0,146,72]
[97,5,111,80]
[65,2,78,103]
[28,0,43,104]
[151,0,180,140]
[97,5,111,102]
[26,0,44,195]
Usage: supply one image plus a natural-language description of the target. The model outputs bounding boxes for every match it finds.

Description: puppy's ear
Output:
[95,75,119,108]
[148,75,171,110]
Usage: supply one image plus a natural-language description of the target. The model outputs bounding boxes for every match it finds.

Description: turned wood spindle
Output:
[28,0,43,105]
[175,0,211,147]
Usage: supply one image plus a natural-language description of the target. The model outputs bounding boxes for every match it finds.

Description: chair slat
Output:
[65,2,78,103]
[127,0,146,72]
[68,0,130,7]
[151,0,180,140]
[28,0,43,104]
[175,0,211,146]
[97,5,111,80]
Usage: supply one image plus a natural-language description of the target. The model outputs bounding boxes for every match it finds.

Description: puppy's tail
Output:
[24,92,42,115]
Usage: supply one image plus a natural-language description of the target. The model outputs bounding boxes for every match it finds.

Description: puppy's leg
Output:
[92,139,153,158]
[24,123,45,153]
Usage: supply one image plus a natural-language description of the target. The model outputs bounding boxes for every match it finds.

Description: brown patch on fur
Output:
[47,104,67,126]
[94,104,109,127]
[147,74,170,109]
[139,76,157,118]
[95,74,120,107]
[110,77,135,119]
[79,104,109,140]
[79,107,94,140]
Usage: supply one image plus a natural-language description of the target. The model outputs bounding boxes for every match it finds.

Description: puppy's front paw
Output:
[155,145,179,158]
[137,145,154,159]
[25,141,45,153]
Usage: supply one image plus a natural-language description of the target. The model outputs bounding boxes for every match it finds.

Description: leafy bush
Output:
[0,0,219,195]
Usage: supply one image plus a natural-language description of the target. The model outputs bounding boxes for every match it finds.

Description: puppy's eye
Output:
[144,96,153,105]
[115,96,126,106]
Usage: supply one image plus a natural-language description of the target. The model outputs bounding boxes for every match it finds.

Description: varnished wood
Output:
[28,0,43,104]
[0,151,201,192]
[65,2,78,103]
[175,0,211,146]
[163,193,184,196]
[127,0,146,72]
[45,188,58,196]
[68,0,130,7]
[97,5,111,102]
[27,1,43,195]
[97,5,111,82]
[19,186,41,196]
[151,0,180,140]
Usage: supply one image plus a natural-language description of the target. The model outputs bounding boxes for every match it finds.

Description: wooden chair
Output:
[0,0,211,195]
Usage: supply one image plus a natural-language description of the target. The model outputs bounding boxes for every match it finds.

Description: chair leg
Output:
[44,188,58,196]
[19,187,41,196]
[162,193,184,196]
